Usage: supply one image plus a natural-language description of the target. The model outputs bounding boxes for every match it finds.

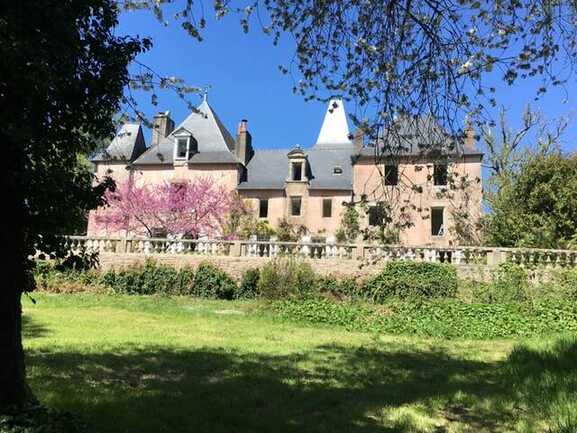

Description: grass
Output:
[22,293,577,433]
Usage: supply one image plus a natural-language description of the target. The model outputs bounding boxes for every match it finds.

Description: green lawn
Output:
[23,294,577,433]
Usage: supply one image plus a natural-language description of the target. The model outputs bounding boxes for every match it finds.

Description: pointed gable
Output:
[314,98,353,148]
[175,99,235,152]
[91,123,146,163]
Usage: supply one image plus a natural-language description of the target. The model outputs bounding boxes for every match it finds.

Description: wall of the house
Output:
[353,155,483,246]
[238,188,352,237]
[87,162,240,236]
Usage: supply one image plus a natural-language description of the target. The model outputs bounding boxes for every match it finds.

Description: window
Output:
[384,164,398,186]
[433,164,448,186]
[292,162,303,181]
[431,207,444,236]
[175,138,188,159]
[322,198,332,218]
[290,196,302,216]
[259,199,269,218]
[333,166,343,175]
[368,205,385,227]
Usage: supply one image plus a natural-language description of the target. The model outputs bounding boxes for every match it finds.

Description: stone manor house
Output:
[89,98,483,246]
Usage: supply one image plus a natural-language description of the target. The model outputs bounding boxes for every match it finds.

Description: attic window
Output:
[175,138,189,160]
[333,166,343,175]
[292,162,303,181]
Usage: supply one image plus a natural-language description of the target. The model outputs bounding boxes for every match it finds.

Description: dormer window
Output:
[176,138,189,159]
[172,127,194,161]
[292,162,303,181]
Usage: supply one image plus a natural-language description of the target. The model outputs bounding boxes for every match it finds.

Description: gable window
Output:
[175,137,189,160]
[431,207,444,236]
[368,205,385,227]
[433,163,448,186]
[322,198,332,218]
[292,162,303,181]
[259,199,269,218]
[384,164,399,186]
[290,196,302,216]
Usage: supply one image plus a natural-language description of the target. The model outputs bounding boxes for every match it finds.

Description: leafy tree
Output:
[335,204,361,243]
[487,152,577,248]
[0,1,147,408]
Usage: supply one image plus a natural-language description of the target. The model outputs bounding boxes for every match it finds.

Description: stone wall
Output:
[98,252,488,281]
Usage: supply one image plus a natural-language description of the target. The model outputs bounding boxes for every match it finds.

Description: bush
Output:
[34,261,105,294]
[317,274,359,300]
[257,256,317,299]
[362,261,458,302]
[102,260,194,296]
[482,262,530,303]
[237,268,260,299]
[0,406,90,433]
[192,261,237,300]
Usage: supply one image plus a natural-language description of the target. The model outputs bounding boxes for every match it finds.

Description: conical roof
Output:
[314,99,352,148]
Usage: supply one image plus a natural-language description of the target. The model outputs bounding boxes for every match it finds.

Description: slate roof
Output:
[132,99,239,166]
[91,123,147,162]
[238,147,355,191]
[358,115,483,157]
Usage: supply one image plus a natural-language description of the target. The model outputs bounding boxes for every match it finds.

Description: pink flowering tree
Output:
[94,177,232,238]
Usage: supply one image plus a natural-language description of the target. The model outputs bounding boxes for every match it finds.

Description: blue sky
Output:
[117,8,577,153]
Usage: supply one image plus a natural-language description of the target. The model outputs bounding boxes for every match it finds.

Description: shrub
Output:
[192,261,237,300]
[237,268,260,299]
[257,256,317,299]
[471,263,530,304]
[102,260,195,296]
[362,261,458,302]
[317,274,359,300]
[34,261,105,294]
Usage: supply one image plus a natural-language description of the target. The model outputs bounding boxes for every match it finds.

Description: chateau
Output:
[89,98,483,246]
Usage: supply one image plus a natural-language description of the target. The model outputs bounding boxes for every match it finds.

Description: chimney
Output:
[235,119,253,165]
[152,111,175,147]
[353,128,364,152]
[464,124,476,152]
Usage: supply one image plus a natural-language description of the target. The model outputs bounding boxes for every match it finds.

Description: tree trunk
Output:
[0,285,29,410]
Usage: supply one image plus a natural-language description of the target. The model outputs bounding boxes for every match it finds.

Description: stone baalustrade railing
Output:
[61,236,577,269]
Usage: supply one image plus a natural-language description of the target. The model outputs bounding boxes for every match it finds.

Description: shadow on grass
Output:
[27,343,518,433]
[22,314,50,339]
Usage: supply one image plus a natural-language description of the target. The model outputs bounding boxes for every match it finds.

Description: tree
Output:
[0,1,147,408]
[487,152,577,248]
[94,178,233,238]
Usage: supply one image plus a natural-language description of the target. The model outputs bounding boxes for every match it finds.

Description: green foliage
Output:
[102,260,194,296]
[34,261,105,294]
[257,257,317,299]
[192,262,237,300]
[316,275,360,300]
[276,218,307,242]
[0,406,89,433]
[363,261,458,302]
[487,152,577,248]
[335,204,360,243]
[272,297,577,339]
[476,263,530,303]
[237,268,260,299]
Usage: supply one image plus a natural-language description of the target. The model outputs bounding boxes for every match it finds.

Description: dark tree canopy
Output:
[0,0,148,408]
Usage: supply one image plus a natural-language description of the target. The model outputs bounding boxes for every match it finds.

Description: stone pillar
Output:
[353,243,365,260]
[231,240,242,257]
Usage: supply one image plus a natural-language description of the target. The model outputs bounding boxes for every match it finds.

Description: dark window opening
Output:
[431,207,444,236]
[176,138,188,159]
[433,164,448,186]
[292,162,303,181]
[322,198,332,218]
[384,165,399,186]
[259,199,269,218]
[290,196,302,216]
[368,206,385,227]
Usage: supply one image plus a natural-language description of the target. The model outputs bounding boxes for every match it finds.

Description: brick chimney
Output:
[464,124,476,152]
[353,128,364,152]
[152,111,175,147]
[235,119,253,165]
